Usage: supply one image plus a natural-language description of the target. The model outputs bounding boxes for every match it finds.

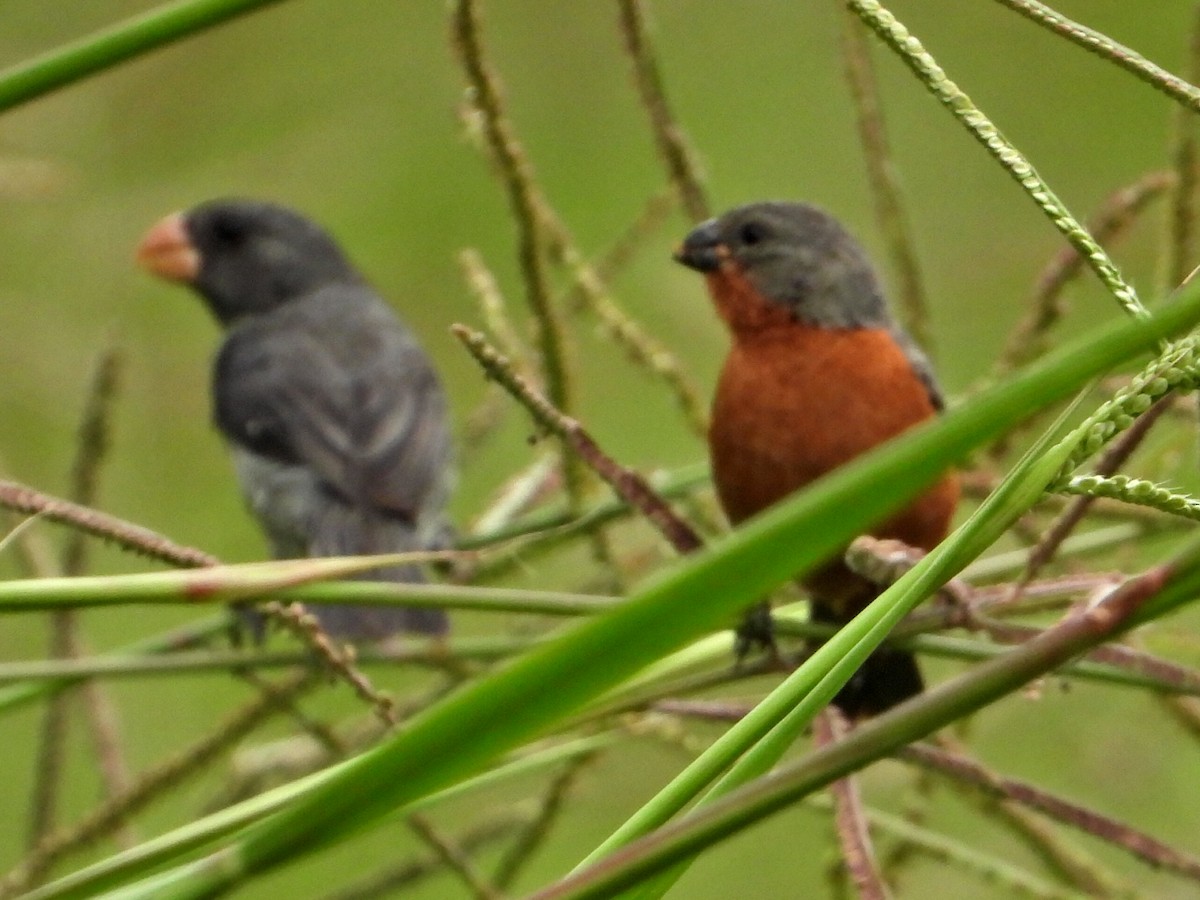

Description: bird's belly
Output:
[709,327,939,526]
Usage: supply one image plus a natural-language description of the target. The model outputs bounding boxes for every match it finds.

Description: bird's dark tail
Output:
[809,590,923,718]
[237,504,450,643]
[308,564,448,640]
[310,505,450,640]
[830,645,922,718]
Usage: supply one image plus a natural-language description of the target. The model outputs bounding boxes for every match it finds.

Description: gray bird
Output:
[137,199,453,639]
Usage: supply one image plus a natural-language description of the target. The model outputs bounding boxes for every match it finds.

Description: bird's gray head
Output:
[674,201,891,329]
[137,199,361,325]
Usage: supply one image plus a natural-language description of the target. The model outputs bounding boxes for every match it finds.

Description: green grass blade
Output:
[0,0,287,114]
[27,734,615,900]
[95,281,1200,897]
[530,533,1200,900]
[606,400,1084,898]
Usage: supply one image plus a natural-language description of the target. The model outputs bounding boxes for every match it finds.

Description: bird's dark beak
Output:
[673,218,725,272]
[136,212,200,283]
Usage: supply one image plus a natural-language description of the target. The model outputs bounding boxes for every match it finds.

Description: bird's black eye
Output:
[738,221,766,246]
[211,215,249,247]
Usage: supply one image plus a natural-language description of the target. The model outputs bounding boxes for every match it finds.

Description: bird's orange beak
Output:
[135,212,200,283]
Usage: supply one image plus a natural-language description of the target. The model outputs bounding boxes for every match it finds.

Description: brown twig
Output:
[953,618,1200,696]
[1012,395,1175,599]
[450,0,581,507]
[458,248,534,456]
[899,741,1200,882]
[839,4,930,355]
[615,0,709,222]
[29,348,135,851]
[64,349,136,848]
[0,670,320,897]
[0,477,399,723]
[453,324,703,555]
[989,803,1130,897]
[408,813,504,900]
[837,537,1200,696]
[816,709,892,900]
[493,752,597,890]
[0,479,217,568]
[319,813,531,900]
[1164,7,1200,290]
[540,208,709,437]
[931,735,1130,896]
[460,247,536,379]
[263,601,398,724]
[531,552,1192,900]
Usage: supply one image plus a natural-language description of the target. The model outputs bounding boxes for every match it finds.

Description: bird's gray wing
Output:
[213,293,452,638]
[212,293,453,528]
[889,325,945,412]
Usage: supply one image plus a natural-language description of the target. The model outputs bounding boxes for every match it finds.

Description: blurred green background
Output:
[2,1,1200,896]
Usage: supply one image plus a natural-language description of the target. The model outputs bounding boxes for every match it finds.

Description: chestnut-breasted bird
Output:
[675,201,959,716]
[137,199,453,640]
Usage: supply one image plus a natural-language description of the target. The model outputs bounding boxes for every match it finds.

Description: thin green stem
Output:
[0,0,288,114]
[1058,474,1200,522]
[532,548,1200,900]
[992,0,1200,115]
[849,0,1146,320]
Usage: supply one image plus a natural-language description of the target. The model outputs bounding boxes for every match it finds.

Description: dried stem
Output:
[453,324,703,555]
[0,476,398,722]
[899,741,1200,882]
[1013,396,1175,597]
[62,347,123,574]
[0,479,218,568]
[65,349,136,847]
[460,247,536,379]
[408,813,503,900]
[494,752,597,890]
[319,813,531,900]
[263,601,398,724]
[0,670,320,897]
[990,803,1130,897]
[844,800,1096,900]
[931,736,1130,896]
[532,557,1193,900]
[815,709,892,900]
[1164,8,1200,290]
[839,536,1200,696]
[840,4,930,354]
[30,348,135,850]
[450,0,582,505]
[615,0,709,222]
[997,171,1173,374]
